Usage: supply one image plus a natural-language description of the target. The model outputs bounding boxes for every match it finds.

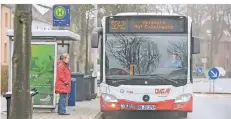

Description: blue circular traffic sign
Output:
[208,67,220,80]
[196,67,203,73]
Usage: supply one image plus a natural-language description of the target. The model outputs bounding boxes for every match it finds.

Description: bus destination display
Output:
[107,16,186,33]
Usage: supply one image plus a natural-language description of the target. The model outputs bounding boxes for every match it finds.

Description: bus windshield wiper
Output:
[136,74,178,84]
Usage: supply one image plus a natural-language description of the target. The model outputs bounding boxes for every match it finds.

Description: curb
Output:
[193,92,231,95]
[93,112,103,119]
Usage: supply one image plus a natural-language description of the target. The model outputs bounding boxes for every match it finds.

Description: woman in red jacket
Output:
[55,53,71,115]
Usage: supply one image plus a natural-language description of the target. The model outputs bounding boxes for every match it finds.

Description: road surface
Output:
[100,94,231,119]
[193,78,231,93]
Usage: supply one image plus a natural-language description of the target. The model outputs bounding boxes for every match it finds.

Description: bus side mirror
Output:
[192,37,200,54]
[91,31,99,48]
[91,27,103,48]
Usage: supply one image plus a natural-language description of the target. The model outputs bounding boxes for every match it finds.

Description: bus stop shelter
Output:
[7,29,80,109]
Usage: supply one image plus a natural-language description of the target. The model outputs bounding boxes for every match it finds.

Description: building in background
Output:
[1,5,52,66]
[199,34,231,73]
[194,20,231,77]
[0,4,2,66]
[11,5,52,30]
[31,6,52,30]
[1,4,14,66]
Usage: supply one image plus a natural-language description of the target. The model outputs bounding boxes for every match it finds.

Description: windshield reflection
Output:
[105,34,188,79]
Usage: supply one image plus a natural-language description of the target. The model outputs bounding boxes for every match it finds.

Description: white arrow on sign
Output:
[211,70,218,78]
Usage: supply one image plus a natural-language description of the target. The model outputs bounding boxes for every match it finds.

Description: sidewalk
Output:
[1,95,101,119]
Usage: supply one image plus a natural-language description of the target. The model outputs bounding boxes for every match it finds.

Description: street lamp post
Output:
[85,10,89,74]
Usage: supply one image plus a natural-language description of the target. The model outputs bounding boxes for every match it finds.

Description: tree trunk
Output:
[9,4,32,119]
[79,13,86,72]
[85,18,89,74]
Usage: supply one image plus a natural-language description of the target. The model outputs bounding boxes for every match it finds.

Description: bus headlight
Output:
[174,94,192,103]
[101,93,118,102]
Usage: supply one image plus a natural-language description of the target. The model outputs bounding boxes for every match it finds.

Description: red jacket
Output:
[55,60,71,94]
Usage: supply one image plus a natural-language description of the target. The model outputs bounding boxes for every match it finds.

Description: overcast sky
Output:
[33,4,53,15]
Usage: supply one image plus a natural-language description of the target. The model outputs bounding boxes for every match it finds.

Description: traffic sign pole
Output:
[207,67,220,94]
[213,80,215,94]
[209,80,211,92]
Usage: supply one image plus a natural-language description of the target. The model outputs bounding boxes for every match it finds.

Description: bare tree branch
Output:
[106,34,160,74]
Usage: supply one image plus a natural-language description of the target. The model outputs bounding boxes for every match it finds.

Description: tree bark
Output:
[9,4,32,119]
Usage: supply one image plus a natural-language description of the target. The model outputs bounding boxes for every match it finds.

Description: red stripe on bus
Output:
[100,97,192,112]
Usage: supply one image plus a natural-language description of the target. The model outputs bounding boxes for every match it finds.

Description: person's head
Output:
[60,53,70,64]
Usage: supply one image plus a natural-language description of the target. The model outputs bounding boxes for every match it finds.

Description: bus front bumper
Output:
[100,97,193,112]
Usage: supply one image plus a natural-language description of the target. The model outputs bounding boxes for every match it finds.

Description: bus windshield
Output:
[105,33,188,81]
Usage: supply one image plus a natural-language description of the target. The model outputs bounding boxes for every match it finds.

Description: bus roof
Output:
[114,12,180,16]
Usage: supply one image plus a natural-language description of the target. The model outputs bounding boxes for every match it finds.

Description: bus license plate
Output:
[136,105,156,110]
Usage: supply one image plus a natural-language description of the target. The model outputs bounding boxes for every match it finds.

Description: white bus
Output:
[91,12,200,118]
